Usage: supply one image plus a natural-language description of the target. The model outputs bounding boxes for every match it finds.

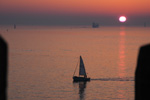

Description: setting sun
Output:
[119,16,127,23]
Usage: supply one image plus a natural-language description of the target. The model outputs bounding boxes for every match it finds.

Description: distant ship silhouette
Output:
[14,24,16,29]
[92,22,99,28]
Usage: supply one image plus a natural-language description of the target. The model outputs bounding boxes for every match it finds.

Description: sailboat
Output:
[73,56,90,82]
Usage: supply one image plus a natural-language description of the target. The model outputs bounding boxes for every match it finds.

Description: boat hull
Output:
[73,76,90,82]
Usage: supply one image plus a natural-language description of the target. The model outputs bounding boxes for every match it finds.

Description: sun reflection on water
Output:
[118,31,126,78]
[117,31,126,99]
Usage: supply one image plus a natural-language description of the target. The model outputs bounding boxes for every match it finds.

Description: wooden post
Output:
[0,36,8,100]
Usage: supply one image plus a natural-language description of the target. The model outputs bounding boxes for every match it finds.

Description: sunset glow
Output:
[0,0,150,25]
[0,0,150,15]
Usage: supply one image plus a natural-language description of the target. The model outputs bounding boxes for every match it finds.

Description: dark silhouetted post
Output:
[135,44,150,100]
[0,36,8,100]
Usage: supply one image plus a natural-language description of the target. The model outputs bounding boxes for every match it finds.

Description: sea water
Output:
[1,26,150,100]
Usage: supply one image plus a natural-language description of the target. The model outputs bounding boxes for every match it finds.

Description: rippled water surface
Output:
[1,26,150,100]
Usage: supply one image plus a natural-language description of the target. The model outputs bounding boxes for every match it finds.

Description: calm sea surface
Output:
[1,26,150,100]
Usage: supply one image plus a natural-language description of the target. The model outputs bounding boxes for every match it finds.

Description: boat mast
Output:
[73,58,79,77]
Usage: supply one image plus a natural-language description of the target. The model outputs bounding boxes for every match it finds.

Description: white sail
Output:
[79,56,87,76]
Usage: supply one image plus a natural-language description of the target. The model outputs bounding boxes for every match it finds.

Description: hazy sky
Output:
[0,0,150,26]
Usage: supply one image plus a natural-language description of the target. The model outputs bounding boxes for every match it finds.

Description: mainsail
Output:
[79,56,87,76]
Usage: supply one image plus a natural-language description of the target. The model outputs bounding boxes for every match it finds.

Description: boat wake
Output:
[91,77,134,81]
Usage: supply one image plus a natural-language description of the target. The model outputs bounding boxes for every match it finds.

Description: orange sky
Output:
[0,0,150,26]
[0,0,150,16]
